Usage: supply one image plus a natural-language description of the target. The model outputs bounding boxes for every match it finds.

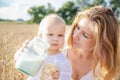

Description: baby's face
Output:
[41,23,65,53]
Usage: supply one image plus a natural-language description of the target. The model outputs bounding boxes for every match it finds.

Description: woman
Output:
[61,6,120,80]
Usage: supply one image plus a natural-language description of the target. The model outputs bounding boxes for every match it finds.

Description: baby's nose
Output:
[53,36,58,41]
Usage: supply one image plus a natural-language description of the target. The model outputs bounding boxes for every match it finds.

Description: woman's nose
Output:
[73,30,81,40]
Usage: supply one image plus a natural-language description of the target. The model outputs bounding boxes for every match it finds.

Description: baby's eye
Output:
[48,33,53,36]
[58,34,64,37]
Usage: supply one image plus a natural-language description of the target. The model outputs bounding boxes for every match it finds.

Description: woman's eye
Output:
[77,26,80,30]
[83,33,89,38]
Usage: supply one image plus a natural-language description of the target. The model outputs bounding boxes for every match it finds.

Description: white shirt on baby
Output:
[27,52,72,80]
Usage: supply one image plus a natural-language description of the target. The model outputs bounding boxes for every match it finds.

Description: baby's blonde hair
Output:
[37,14,66,36]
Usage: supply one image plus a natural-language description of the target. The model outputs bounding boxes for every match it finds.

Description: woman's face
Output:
[72,17,97,54]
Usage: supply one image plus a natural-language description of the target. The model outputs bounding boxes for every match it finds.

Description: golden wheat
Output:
[0,22,39,80]
[1,22,119,80]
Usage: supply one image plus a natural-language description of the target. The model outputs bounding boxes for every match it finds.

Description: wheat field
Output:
[0,22,120,80]
[0,22,39,80]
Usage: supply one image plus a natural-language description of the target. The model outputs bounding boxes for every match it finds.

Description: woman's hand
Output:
[14,40,29,60]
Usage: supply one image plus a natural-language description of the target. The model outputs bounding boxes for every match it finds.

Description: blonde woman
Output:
[54,6,120,80]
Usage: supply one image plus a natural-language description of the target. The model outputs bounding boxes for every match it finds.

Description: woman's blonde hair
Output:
[68,6,120,80]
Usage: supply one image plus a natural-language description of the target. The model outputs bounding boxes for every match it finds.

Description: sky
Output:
[0,0,72,21]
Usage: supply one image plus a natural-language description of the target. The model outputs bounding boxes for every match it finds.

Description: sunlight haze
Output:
[0,0,72,20]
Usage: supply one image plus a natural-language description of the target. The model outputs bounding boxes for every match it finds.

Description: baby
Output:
[26,14,72,80]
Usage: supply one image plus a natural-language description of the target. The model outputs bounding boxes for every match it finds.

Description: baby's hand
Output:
[40,63,60,80]
[14,40,29,60]
[51,70,60,80]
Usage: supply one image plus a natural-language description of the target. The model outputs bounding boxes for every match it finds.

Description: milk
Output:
[15,36,49,76]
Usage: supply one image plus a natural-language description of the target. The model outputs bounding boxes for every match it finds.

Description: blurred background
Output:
[0,0,120,24]
[0,0,120,80]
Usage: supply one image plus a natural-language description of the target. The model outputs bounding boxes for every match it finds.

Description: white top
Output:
[27,52,72,80]
[80,71,94,80]
[64,49,95,80]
